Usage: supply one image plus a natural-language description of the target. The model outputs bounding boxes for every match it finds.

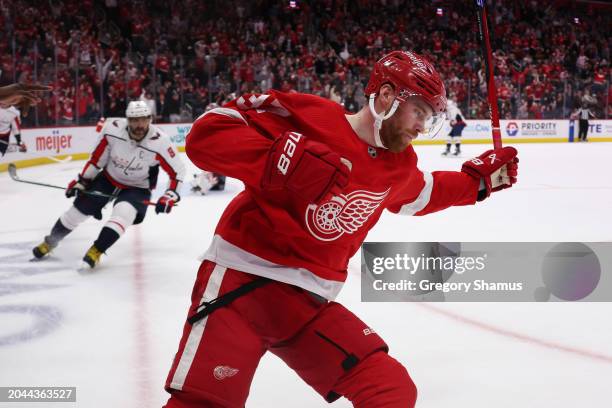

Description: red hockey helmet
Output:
[365,50,447,114]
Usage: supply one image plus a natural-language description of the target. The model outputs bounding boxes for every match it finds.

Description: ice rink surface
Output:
[1,142,611,407]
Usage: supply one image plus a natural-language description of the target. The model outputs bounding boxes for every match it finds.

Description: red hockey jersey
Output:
[186,91,479,299]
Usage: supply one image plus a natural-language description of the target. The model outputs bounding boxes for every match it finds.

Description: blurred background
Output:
[1,0,610,127]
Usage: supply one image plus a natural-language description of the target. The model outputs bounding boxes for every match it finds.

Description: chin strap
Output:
[368,94,400,149]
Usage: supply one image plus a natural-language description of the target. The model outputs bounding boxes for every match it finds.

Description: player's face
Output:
[127,117,151,141]
[380,97,433,153]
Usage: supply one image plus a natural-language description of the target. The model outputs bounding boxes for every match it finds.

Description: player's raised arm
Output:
[387,168,480,216]
[186,106,273,189]
[387,148,519,216]
[186,101,350,204]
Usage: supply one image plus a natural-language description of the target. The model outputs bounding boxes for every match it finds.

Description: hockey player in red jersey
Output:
[164,51,518,407]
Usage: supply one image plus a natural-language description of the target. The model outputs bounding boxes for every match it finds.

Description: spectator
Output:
[140,90,157,119]
[166,90,181,123]
[4,0,610,127]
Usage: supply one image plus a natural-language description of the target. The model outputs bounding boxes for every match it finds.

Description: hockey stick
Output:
[8,163,116,199]
[475,0,502,148]
[7,163,156,205]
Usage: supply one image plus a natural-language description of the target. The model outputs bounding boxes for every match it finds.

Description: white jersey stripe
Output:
[169,264,227,390]
[399,172,434,216]
[0,106,21,135]
[201,235,344,300]
[202,107,247,124]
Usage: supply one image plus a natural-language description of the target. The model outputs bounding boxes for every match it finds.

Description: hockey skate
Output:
[31,237,56,260]
[80,245,103,270]
[441,143,452,157]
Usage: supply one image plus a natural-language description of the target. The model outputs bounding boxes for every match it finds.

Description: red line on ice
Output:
[416,303,612,364]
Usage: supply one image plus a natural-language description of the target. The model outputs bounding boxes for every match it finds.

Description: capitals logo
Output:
[506,122,519,137]
[305,189,390,241]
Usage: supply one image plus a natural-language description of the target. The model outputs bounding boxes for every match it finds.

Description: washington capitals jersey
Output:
[186,91,479,300]
[81,118,185,191]
[0,106,21,136]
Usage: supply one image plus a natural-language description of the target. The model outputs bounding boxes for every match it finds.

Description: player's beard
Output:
[379,116,416,153]
[129,126,148,141]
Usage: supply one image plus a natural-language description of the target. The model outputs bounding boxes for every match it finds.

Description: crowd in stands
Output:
[1,0,610,126]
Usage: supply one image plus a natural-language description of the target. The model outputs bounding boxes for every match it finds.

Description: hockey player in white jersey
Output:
[32,101,186,268]
[0,104,26,157]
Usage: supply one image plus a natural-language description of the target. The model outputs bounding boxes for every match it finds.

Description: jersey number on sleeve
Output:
[277,132,303,175]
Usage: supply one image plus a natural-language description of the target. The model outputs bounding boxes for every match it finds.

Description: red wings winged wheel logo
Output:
[305,189,390,241]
